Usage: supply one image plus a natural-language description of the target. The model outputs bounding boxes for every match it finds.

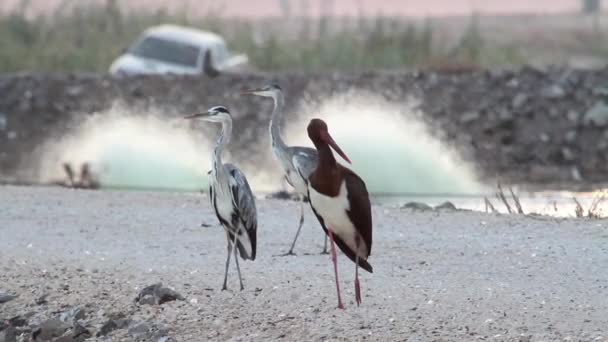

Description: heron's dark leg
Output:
[280,195,304,256]
[320,235,329,255]
[328,229,345,310]
[222,232,233,291]
[354,235,362,307]
[233,233,244,291]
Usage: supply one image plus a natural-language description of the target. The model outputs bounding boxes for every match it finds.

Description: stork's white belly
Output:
[309,181,360,253]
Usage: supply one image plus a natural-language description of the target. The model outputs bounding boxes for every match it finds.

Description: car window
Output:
[129,36,200,68]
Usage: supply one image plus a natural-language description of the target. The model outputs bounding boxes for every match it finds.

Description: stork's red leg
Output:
[328,230,345,309]
[355,235,362,306]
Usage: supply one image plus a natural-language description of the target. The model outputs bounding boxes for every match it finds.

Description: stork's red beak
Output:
[322,130,351,164]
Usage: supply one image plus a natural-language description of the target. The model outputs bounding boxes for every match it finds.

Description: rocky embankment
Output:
[1,67,608,189]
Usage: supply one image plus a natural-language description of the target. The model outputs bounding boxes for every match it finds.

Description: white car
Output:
[109,24,249,76]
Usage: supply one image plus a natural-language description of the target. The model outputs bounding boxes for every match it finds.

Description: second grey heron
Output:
[185,106,258,291]
[243,84,328,255]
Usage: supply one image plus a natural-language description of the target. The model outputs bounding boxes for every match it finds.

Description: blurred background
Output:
[1,0,608,214]
[1,0,607,71]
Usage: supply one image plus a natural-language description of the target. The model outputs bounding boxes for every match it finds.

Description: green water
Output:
[40,94,486,195]
[98,142,209,191]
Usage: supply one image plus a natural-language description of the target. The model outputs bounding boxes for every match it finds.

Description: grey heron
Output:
[185,106,257,291]
[242,84,328,256]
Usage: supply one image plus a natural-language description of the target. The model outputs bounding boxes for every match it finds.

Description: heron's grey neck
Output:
[269,92,288,153]
[212,118,232,175]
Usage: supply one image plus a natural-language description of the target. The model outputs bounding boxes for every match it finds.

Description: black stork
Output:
[296,118,373,309]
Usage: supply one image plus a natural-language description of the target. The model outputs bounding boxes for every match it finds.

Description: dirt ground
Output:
[1,185,608,341]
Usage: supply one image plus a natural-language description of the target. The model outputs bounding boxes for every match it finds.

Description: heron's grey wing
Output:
[224,164,258,260]
[289,146,318,179]
[207,170,213,206]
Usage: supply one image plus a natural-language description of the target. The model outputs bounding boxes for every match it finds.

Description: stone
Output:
[135,283,184,305]
[60,307,86,325]
[511,93,527,109]
[35,293,48,305]
[32,318,69,341]
[541,84,566,98]
[402,202,433,211]
[8,315,27,327]
[564,130,577,143]
[571,166,583,181]
[567,110,580,123]
[97,313,131,337]
[51,323,91,342]
[0,113,6,131]
[498,109,514,124]
[0,326,16,342]
[539,133,550,143]
[128,322,151,337]
[266,190,298,201]
[562,147,576,162]
[0,293,17,304]
[435,202,457,211]
[65,86,83,97]
[460,111,480,123]
[583,101,608,127]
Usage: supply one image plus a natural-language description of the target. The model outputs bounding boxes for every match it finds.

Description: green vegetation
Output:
[0,1,603,73]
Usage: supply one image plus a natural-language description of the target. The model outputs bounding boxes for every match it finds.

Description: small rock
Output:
[52,323,92,342]
[402,202,433,211]
[539,133,550,143]
[137,295,157,306]
[0,113,6,131]
[0,326,16,342]
[567,110,580,123]
[97,313,131,337]
[32,318,69,341]
[6,131,17,140]
[561,147,576,162]
[435,202,457,211]
[128,322,151,337]
[511,93,527,109]
[571,166,583,182]
[460,111,480,123]
[541,85,566,98]
[65,85,83,97]
[266,190,299,201]
[72,323,91,340]
[60,307,86,325]
[135,283,184,305]
[584,101,608,127]
[564,130,577,143]
[0,293,17,304]
[8,315,27,327]
[35,293,48,305]
[506,78,519,88]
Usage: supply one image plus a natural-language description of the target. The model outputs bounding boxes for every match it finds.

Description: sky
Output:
[0,0,596,18]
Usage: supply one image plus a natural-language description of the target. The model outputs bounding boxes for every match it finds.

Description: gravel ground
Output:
[1,185,608,341]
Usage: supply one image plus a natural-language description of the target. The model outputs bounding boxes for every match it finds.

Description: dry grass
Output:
[573,190,608,218]
[1,1,608,72]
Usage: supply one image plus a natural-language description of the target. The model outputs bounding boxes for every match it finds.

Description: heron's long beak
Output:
[184,112,210,119]
[322,130,351,164]
[241,87,263,96]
